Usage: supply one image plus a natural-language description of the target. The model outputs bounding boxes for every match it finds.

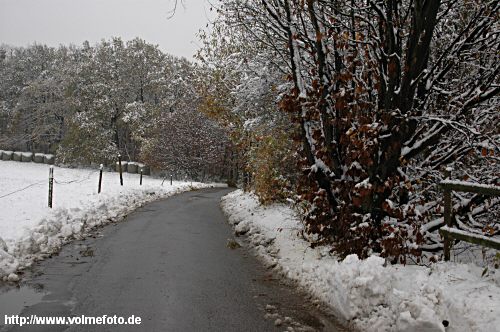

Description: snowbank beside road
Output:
[221,190,500,332]
[0,161,222,280]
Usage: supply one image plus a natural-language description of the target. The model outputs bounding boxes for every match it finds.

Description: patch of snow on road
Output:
[221,190,500,332]
[0,161,223,279]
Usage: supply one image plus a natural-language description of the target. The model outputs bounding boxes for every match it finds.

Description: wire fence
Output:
[54,170,100,185]
[0,180,46,199]
[0,169,100,201]
[0,159,157,207]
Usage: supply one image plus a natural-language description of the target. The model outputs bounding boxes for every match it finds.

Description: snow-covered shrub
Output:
[248,131,297,205]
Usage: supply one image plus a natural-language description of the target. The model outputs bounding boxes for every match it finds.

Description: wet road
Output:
[1,188,345,331]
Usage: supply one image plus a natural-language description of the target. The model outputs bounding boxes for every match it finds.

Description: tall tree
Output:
[199,0,499,261]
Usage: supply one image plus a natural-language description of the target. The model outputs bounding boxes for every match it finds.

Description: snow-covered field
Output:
[0,161,221,280]
[221,190,500,332]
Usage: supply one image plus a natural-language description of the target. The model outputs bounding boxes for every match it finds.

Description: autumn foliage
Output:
[199,0,499,262]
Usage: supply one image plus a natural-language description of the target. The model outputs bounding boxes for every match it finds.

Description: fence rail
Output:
[439,180,500,261]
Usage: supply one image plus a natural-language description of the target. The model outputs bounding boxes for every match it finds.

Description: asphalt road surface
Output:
[1,188,345,332]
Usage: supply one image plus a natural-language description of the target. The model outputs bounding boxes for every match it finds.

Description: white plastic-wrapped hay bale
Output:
[12,152,22,162]
[116,161,128,172]
[21,152,33,162]
[127,162,138,174]
[137,163,150,175]
[34,153,45,163]
[1,151,13,161]
[44,154,55,165]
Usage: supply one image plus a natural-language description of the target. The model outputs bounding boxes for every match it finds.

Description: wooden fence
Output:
[439,180,500,261]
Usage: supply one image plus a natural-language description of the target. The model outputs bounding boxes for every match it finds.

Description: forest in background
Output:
[0,38,229,181]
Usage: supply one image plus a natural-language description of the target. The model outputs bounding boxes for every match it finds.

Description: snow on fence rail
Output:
[439,226,500,250]
[440,180,500,196]
[439,180,500,261]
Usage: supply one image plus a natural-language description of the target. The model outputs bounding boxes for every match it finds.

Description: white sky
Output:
[0,0,217,59]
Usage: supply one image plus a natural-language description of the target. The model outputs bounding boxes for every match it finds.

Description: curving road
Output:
[2,188,345,332]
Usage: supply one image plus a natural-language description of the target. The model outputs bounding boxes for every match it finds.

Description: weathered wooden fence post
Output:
[443,188,452,261]
[140,168,143,186]
[439,176,500,261]
[48,166,54,208]
[118,154,123,186]
[170,174,173,186]
[442,167,452,261]
[98,164,103,194]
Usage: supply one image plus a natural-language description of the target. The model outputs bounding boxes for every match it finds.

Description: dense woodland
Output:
[1,0,499,263]
[0,39,229,180]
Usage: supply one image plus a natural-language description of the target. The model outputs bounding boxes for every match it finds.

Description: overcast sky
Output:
[0,0,217,59]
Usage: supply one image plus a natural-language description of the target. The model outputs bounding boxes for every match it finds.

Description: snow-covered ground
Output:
[0,161,222,280]
[221,190,500,332]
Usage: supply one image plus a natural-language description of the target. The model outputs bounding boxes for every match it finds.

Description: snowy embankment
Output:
[221,190,500,332]
[0,161,222,280]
